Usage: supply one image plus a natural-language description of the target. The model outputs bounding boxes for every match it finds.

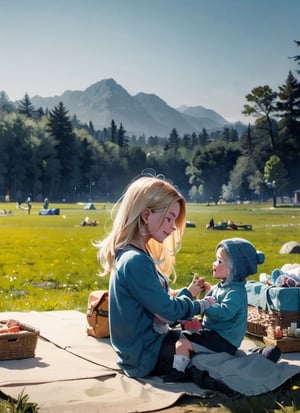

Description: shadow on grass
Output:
[170,376,300,413]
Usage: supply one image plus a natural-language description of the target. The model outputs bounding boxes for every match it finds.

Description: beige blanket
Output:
[1,310,300,412]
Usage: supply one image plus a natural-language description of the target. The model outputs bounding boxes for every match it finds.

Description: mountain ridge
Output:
[29,78,244,137]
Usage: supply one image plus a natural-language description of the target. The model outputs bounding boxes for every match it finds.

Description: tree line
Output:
[0,41,299,206]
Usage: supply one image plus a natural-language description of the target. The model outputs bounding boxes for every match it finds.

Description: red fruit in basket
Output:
[7,326,20,333]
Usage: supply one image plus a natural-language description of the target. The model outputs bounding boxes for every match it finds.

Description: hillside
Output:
[29,78,243,137]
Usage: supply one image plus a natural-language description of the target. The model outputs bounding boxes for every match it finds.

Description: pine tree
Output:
[47,102,77,197]
[242,85,277,150]
[277,71,300,136]
[17,93,34,117]
[117,123,128,148]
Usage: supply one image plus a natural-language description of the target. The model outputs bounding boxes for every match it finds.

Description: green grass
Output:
[180,203,300,281]
[1,201,300,412]
[0,202,110,312]
[1,201,300,312]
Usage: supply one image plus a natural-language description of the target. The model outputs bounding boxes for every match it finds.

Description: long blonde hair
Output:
[94,176,186,280]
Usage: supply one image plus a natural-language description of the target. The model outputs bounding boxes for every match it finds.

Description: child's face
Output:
[213,247,228,280]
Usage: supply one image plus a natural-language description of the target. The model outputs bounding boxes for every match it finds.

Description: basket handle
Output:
[7,337,18,343]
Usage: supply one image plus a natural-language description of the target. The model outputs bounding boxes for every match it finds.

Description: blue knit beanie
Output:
[216,238,265,282]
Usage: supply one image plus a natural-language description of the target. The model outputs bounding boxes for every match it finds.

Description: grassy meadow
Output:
[1,200,300,313]
[1,201,300,413]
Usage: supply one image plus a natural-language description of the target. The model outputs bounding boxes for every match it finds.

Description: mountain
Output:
[177,105,229,127]
[134,93,197,136]
[30,78,242,137]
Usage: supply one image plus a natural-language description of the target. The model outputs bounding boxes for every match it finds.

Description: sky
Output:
[1,0,299,123]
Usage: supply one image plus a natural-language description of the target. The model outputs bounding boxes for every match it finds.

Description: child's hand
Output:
[188,274,212,298]
[203,281,211,293]
[198,296,216,313]
[205,296,215,305]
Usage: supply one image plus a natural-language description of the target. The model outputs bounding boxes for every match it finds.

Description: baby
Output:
[164,238,280,384]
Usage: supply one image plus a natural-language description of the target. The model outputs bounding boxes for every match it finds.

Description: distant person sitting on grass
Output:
[43,198,49,209]
[26,194,32,214]
[80,216,98,226]
[206,217,215,229]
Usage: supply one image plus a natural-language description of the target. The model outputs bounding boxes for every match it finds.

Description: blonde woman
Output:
[94,175,214,378]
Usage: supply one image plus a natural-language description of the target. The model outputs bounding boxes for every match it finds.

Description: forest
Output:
[0,41,299,205]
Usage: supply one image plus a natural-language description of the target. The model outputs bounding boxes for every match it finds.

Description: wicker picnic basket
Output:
[263,335,300,353]
[0,321,40,360]
[247,304,300,338]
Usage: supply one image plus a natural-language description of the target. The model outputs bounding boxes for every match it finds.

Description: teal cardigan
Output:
[109,246,202,378]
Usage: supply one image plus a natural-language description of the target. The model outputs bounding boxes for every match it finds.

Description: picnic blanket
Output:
[1,310,300,412]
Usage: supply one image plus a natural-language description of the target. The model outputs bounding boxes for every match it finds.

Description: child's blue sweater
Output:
[204,280,248,348]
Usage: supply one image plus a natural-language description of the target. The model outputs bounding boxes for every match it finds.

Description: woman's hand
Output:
[188,274,206,298]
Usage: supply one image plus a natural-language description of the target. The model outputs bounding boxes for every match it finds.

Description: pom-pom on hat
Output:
[216,237,265,282]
